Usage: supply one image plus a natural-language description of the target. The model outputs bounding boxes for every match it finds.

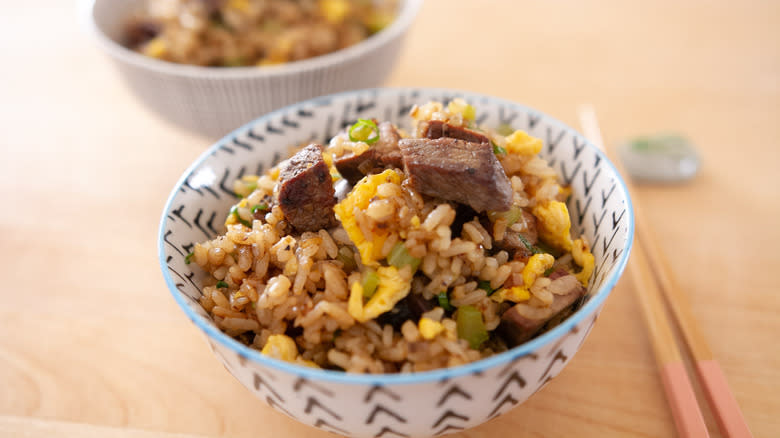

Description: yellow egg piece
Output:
[334,169,402,265]
[523,253,555,288]
[572,238,595,286]
[532,200,573,251]
[491,286,531,303]
[505,130,543,155]
[347,266,410,323]
[419,317,445,340]
[261,334,299,362]
[320,0,350,24]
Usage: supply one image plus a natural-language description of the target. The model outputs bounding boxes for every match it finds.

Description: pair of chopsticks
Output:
[578,106,752,438]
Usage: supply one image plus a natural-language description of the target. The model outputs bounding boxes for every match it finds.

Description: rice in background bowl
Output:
[158,88,634,437]
[85,0,421,138]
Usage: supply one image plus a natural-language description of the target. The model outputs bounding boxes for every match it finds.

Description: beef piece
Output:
[398,137,513,212]
[277,144,337,232]
[493,210,538,259]
[124,19,161,48]
[376,293,435,330]
[422,120,490,144]
[334,121,403,184]
[548,269,570,280]
[499,275,585,346]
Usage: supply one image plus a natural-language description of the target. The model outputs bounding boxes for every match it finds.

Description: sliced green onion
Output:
[487,205,523,226]
[387,242,421,272]
[477,280,496,296]
[437,291,454,311]
[337,247,357,270]
[230,205,252,227]
[496,123,514,136]
[185,252,194,264]
[491,141,507,155]
[222,56,246,67]
[361,269,380,299]
[516,234,542,255]
[348,118,380,144]
[543,267,556,277]
[251,203,269,214]
[216,280,229,289]
[456,305,489,349]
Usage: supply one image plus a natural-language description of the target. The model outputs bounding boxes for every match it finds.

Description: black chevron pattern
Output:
[159,89,633,437]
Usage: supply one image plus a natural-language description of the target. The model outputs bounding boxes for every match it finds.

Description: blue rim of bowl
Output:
[82,0,423,79]
[158,87,635,386]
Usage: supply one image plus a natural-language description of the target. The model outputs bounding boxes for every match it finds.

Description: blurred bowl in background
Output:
[85,0,422,138]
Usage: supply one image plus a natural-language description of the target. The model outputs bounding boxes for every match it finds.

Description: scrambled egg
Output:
[143,37,167,59]
[262,334,298,362]
[320,0,350,24]
[491,286,531,303]
[572,238,595,286]
[227,0,250,12]
[523,253,555,287]
[348,266,409,322]
[505,130,543,155]
[261,334,320,368]
[492,253,554,303]
[532,200,573,251]
[333,169,401,265]
[418,318,445,340]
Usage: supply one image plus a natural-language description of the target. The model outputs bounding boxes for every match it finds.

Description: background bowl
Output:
[86,0,422,139]
[158,88,634,437]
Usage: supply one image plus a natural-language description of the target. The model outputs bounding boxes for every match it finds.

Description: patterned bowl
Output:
[158,88,634,437]
[85,0,422,138]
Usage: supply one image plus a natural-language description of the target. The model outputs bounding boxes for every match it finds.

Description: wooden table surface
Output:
[2,1,778,437]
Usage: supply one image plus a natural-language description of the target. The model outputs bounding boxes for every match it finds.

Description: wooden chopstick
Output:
[578,105,753,438]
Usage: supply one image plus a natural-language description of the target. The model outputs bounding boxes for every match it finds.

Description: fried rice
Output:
[187,99,595,373]
[124,0,398,67]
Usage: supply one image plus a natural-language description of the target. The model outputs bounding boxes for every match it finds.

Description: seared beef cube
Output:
[422,120,490,144]
[499,275,585,346]
[493,210,538,259]
[398,137,513,212]
[334,121,403,184]
[124,19,161,48]
[277,144,337,232]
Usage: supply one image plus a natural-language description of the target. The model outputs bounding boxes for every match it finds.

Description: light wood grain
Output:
[1,0,778,437]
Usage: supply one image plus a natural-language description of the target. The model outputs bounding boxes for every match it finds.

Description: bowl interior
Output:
[158,87,634,384]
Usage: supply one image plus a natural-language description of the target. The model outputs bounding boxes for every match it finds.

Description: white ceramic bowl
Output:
[86,0,422,138]
[158,88,634,437]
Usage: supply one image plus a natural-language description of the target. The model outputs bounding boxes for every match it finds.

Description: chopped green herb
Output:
[487,205,523,226]
[437,291,454,311]
[477,280,496,296]
[348,118,380,144]
[517,234,542,254]
[456,305,489,349]
[230,205,252,227]
[222,56,246,67]
[544,267,556,277]
[387,242,421,272]
[185,252,194,264]
[491,141,507,155]
[496,123,515,136]
[361,269,380,299]
[337,247,357,270]
[251,203,269,214]
[216,280,229,289]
